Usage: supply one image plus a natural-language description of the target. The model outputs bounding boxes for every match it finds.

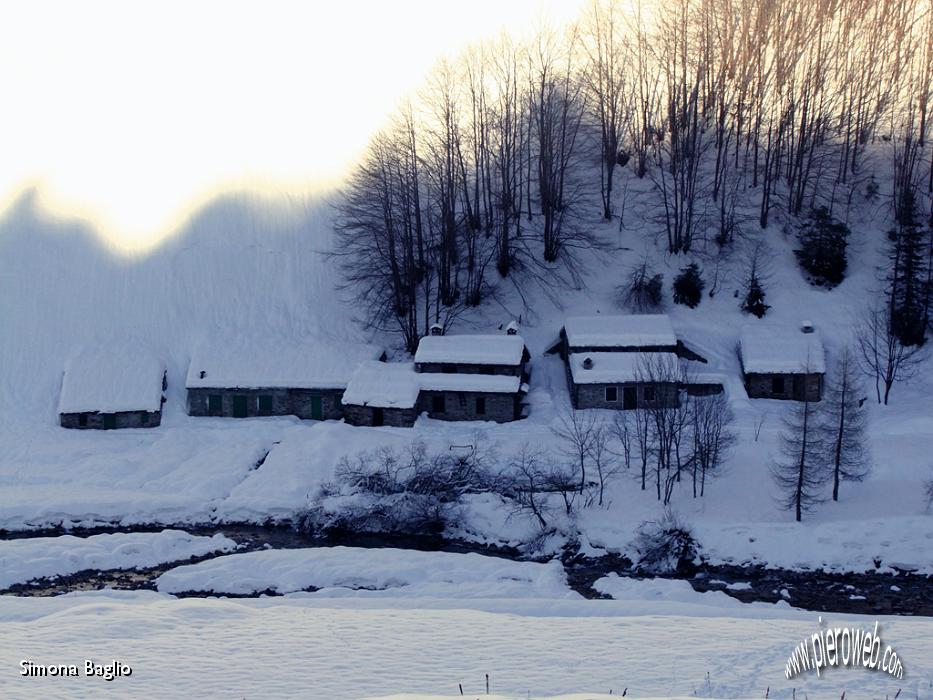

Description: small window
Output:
[78,414,88,427]
[476,396,486,415]
[208,394,222,416]
[605,386,618,402]
[643,386,656,402]
[258,395,273,416]
[432,395,446,413]
[442,364,457,374]
[771,376,785,394]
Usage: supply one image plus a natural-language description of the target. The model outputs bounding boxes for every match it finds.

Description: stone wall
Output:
[571,381,679,410]
[417,391,518,423]
[60,409,162,429]
[415,362,521,377]
[187,387,344,419]
[342,404,418,427]
[744,373,822,401]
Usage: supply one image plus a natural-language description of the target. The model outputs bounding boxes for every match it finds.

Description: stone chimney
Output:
[582,356,594,370]
[801,320,814,334]
[429,323,444,336]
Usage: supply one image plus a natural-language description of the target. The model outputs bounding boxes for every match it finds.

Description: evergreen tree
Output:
[822,347,869,501]
[742,277,769,318]
[794,206,850,288]
[672,263,705,308]
[886,191,930,347]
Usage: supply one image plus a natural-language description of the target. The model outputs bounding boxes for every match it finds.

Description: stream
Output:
[2,523,931,616]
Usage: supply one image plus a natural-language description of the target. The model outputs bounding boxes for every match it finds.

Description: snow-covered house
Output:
[414,333,530,379]
[341,361,421,427]
[566,351,681,410]
[186,341,385,420]
[739,324,825,401]
[343,332,531,426]
[59,348,166,429]
[554,314,684,410]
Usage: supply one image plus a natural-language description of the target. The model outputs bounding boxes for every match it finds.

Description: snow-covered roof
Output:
[342,362,525,409]
[414,334,526,366]
[59,347,165,414]
[186,340,384,390]
[568,352,681,384]
[418,373,521,394]
[564,314,677,349]
[739,325,826,374]
[342,362,421,409]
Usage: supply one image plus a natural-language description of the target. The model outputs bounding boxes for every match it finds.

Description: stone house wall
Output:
[744,372,823,401]
[417,390,518,423]
[342,404,419,428]
[570,380,679,410]
[187,387,344,419]
[60,409,162,429]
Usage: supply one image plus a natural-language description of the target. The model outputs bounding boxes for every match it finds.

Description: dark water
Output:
[2,523,931,616]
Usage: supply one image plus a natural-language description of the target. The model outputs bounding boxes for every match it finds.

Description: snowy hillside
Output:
[1,168,932,574]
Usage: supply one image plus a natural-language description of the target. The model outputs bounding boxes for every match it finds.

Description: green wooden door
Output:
[233,395,248,418]
[103,413,117,429]
[310,396,323,420]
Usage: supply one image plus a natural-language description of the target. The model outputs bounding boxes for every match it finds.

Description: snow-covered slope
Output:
[1,167,932,574]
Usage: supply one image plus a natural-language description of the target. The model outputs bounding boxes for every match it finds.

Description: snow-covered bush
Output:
[631,511,698,575]
[672,263,705,308]
[300,439,497,537]
[621,259,664,311]
[741,277,769,317]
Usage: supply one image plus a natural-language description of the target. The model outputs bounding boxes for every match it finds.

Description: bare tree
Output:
[771,371,829,522]
[552,407,599,494]
[691,392,737,497]
[822,346,870,502]
[857,299,926,405]
[580,0,631,220]
[590,420,622,506]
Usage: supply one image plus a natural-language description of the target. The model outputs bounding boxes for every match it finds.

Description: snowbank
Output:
[58,344,164,414]
[0,530,235,589]
[1,591,930,699]
[156,546,575,598]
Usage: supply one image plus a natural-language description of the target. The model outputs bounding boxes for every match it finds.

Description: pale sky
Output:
[0,0,583,250]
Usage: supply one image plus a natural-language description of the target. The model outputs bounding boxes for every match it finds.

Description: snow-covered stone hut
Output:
[556,315,682,410]
[59,348,166,429]
[413,333,529,422]
[186,341,385,420]
[567,352,681,410]
[341,361,421,427]
[739,324,825,401]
